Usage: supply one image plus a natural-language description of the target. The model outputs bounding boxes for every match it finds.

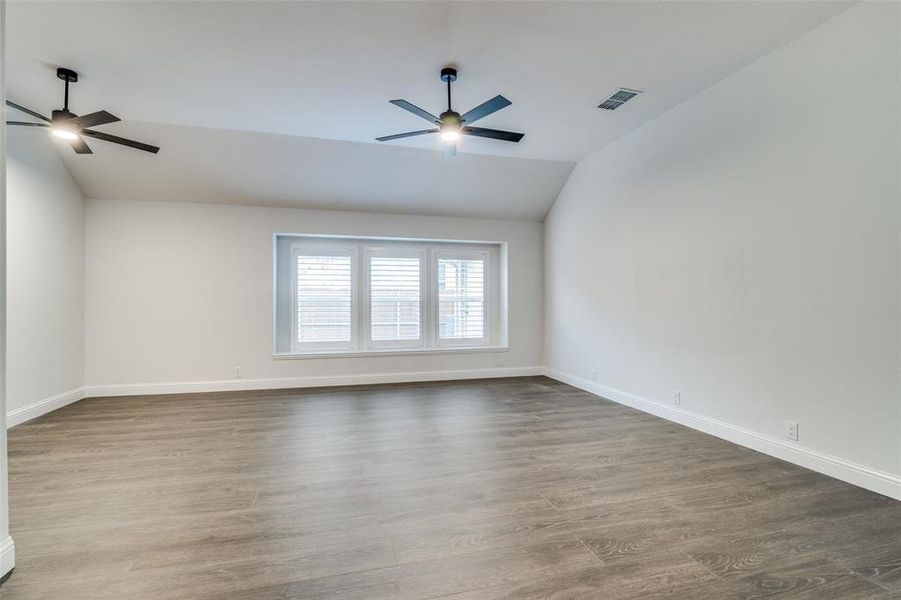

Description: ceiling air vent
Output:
[598,88,642,111]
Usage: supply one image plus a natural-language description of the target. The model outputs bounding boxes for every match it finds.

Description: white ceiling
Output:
[11,123,573,220]
[5,1,850,219]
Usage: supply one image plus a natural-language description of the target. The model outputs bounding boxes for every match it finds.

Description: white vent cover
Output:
[598,88,642,111]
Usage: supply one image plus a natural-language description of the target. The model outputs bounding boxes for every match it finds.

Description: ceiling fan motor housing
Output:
[440,111,461,125]
[51,108,76,123]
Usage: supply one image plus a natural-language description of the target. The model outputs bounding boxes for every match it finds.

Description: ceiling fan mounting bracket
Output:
[56,68,78,83]
[440,67,457,83]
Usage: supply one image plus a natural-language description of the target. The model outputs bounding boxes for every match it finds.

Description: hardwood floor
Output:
[1,376,899,599]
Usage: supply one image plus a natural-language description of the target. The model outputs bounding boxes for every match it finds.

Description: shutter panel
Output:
[370,256,421,342]
[438,257,485,340]
[295,254,353,343]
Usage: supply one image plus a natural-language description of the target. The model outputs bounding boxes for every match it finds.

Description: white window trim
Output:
[435,249,490,348]
[272,345,509,360]
[278,236,501,357]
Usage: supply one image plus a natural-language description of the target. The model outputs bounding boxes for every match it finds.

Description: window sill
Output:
[272,346,509,360]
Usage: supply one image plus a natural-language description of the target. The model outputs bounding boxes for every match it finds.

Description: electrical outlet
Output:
[494,357,505,367]
[591,369,598,382]
[785,420,799,442]
[234,367,243,379]
[673,390,681,406]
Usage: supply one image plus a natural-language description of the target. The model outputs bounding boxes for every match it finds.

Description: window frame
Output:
[290,244,359,353]
[363,246,428,351]
[434,249,490,348]
[276,236,503,358]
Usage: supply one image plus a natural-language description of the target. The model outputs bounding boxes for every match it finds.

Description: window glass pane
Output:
[370,256,421,342]
[438,258,485,340]
[296,255,352,343]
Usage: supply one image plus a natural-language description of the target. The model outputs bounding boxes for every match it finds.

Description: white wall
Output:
[6,128,85,421]
[544,3,901,493]
[0,0,15,578]
[85,200,543,392]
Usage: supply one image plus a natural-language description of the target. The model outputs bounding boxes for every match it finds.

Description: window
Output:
[438,255,486,343]
[274,236,503,356]
[293,250,354,350]
[369,252,423,346]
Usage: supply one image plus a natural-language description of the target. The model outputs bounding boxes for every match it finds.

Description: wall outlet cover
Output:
[785,420,799,442]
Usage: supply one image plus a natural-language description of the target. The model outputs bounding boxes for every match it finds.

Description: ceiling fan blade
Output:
[69,110,120,129]
[6,121,50,128]
[5,100,51,123]
[81,129,160,153]
[375,129,438,142]
[389,100,440,124]
[460,95,511,125]
[462,126,524,143]
[68,136,93,154]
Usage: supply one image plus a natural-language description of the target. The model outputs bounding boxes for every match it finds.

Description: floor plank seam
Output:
[577,536,606,566]
[389,537,399,567]
[536,491,560,512]
[853,570,893,593]
[675,546,729,586]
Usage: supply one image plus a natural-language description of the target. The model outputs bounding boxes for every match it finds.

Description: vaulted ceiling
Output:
[6,1,850,220]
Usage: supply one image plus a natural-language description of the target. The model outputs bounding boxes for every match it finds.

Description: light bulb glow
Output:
[440,129,460,142]
[51,128,79,141]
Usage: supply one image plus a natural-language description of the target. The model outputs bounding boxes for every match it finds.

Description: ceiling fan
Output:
[5,67,159,155]
[376,67,524,156]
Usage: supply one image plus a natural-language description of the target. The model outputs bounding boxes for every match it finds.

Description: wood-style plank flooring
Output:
[1,377,899,599]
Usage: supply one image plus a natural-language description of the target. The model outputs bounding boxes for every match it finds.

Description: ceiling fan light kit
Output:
[5,67,160,155]
[377,66,524,156]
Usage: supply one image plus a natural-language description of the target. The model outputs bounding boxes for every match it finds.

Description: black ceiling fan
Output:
[5,67,159,155]
[376,67,523,156]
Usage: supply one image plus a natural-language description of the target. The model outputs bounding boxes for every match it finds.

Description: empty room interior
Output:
[0,1,899,598]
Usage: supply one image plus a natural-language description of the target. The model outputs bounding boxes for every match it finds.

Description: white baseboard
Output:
[15,368,896,501]
[5,368,543,425]
[0,536,15,581]
[544,368,901,501]
[84,366,545,397]
[6,387,86,428]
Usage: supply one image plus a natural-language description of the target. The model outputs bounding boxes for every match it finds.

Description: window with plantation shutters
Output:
[276,236,502,356]
[438,256,487,343]
[295,253,353,346]
[369,254,422,345]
